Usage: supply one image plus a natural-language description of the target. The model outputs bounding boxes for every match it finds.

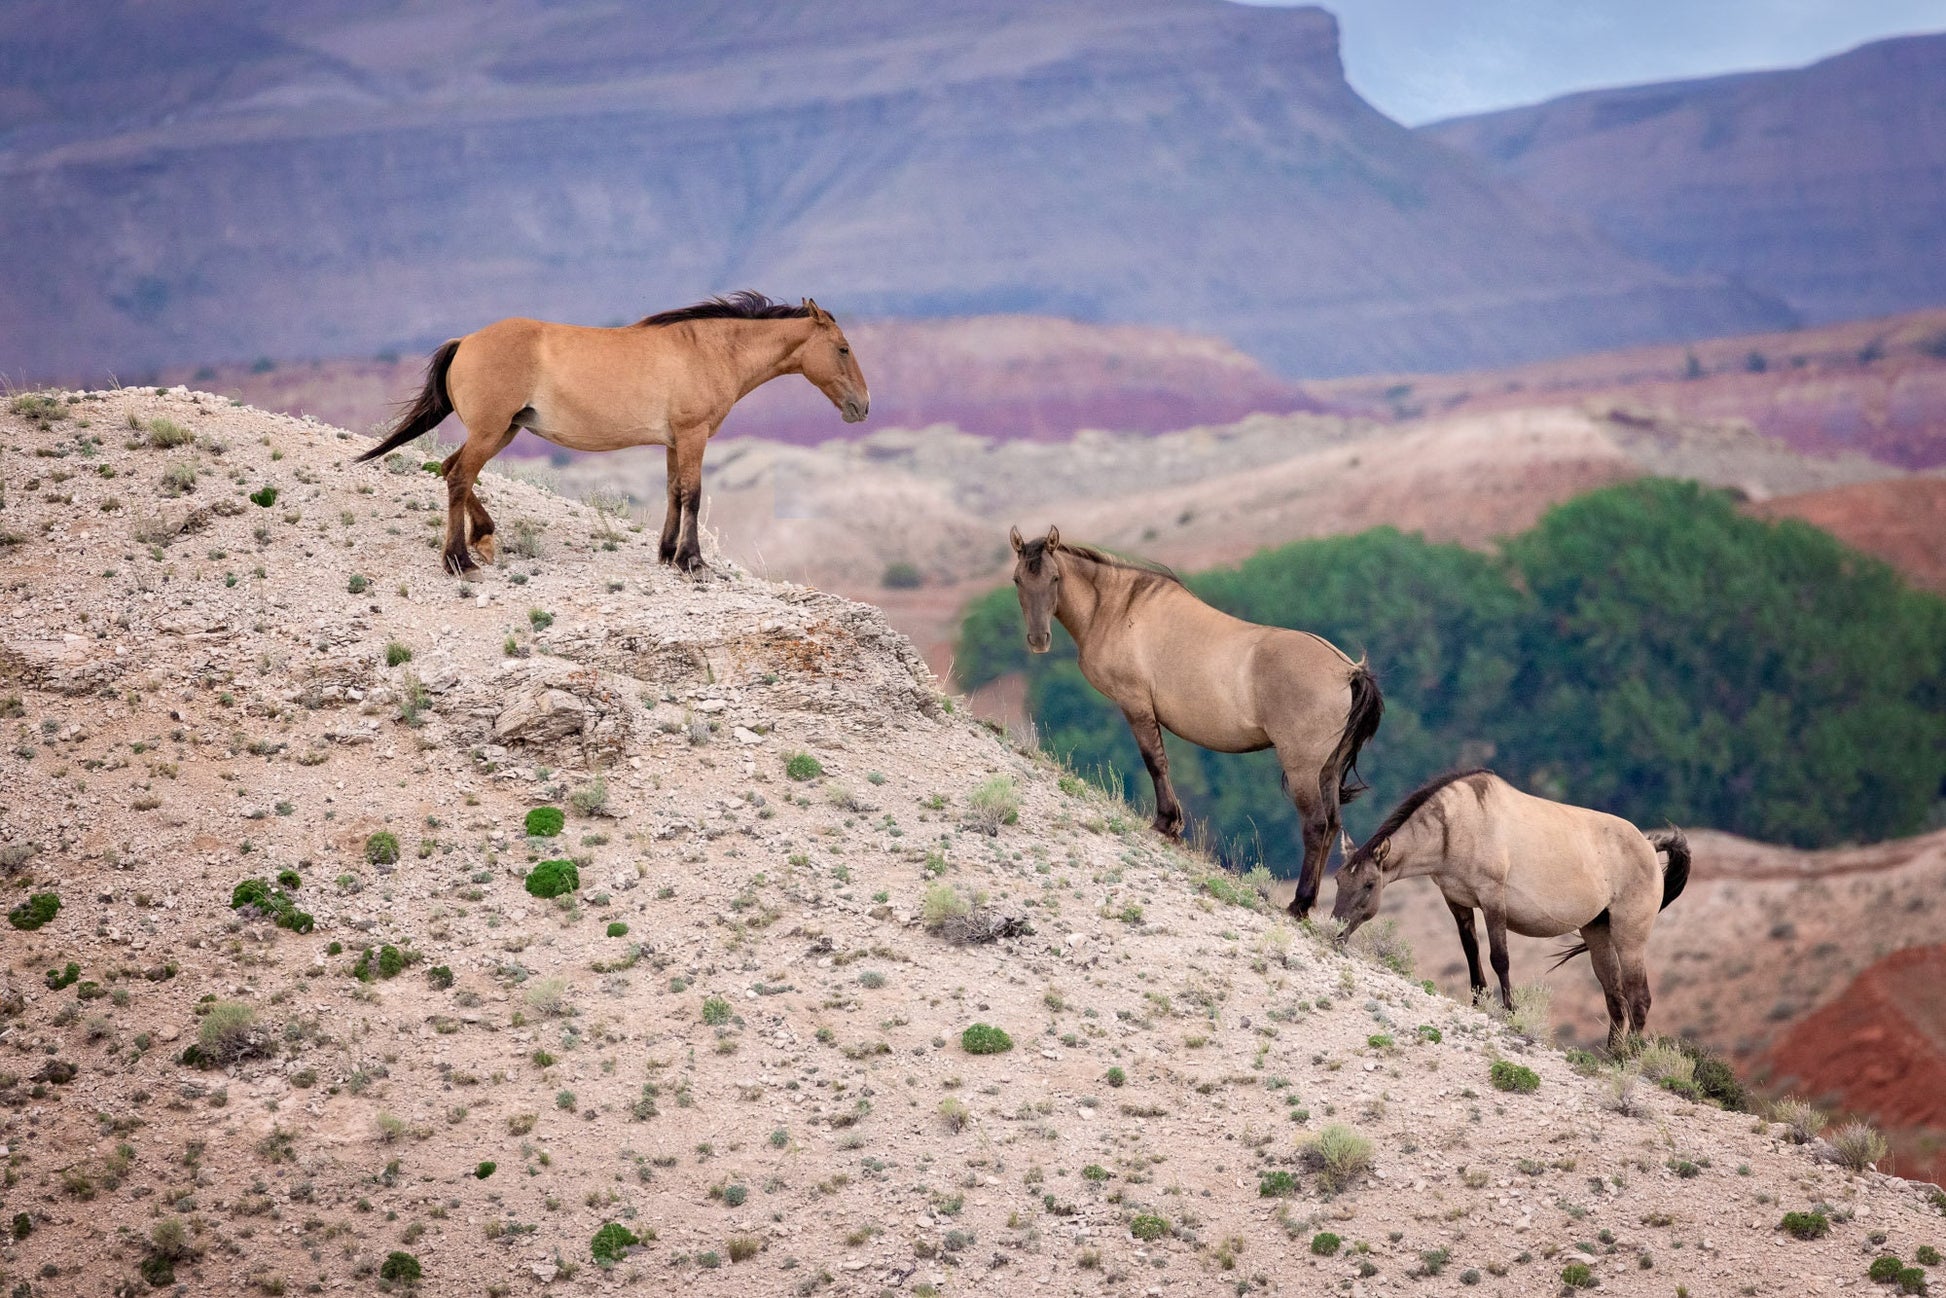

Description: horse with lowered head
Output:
[357,291,870,575]
[1330,768,1689,1051]
[1009,525,1382,919]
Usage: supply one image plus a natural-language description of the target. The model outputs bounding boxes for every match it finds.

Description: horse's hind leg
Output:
[1580,921,1631,1053]
[440,425,515,576]
[1281,766,1333,919]
[464,487,497,564]
[1120,708,1184,840]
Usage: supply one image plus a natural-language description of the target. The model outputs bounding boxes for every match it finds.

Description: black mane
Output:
[636,290,819,328]
[1024,537,1182,588]
[1350,768,1495,863]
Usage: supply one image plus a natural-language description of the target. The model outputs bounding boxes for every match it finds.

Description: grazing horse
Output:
[1330,769,1689,1050]
[357,291,870,574]
[1009,525,1382,918]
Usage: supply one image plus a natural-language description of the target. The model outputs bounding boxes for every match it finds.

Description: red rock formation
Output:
[1761,945,1946,1185]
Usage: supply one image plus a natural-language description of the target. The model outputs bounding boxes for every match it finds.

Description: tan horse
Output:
[1329,768,1689,1050]
[1009,526,1382,918]
[357,291,870,574]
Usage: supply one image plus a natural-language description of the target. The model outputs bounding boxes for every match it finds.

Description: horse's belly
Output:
[518,400,671,451]
[1158,709,1268,755]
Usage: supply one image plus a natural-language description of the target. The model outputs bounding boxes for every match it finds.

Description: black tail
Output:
[1323,659,1384,806]
[355,339,460,463]
[1648,825,1690,911]
[1548,825,1691,970]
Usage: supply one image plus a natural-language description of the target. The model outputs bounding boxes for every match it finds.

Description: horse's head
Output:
[1329,835,1391,934]
[796,299,870,423]
[1009,524,1063,654]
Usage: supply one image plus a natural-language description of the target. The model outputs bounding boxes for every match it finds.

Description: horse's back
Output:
[1471,778,1657,935]
[1131,590,1354,755]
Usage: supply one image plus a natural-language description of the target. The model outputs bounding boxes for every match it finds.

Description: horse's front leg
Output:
[1447,900,1488,998]
[1121,709,1184,840]
[657,445,682,565]
[1482,904,1515,1012]
[669,427,709,572]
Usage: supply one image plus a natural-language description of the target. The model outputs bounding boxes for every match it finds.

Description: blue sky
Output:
[1244,0,1946,124]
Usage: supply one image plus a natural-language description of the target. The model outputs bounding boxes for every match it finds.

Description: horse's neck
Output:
[1383,817,1447,883]
[715,318,816,401]
[1052,558,1110,643]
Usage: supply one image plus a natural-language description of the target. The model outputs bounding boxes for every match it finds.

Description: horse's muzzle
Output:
[841,397,869,423]
[1027,635,1051,654]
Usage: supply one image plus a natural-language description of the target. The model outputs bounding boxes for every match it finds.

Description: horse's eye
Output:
[838,345,850,356]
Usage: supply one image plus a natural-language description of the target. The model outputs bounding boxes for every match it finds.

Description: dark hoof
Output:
[444,554,481,579]
[675,553,709,574]
[1286,893,1315,921]
[1151,816,1184,840]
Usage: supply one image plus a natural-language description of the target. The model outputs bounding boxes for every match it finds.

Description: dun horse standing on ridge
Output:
[1009,526,1382,919]
[1330,769,1689,1050]
[357,292,870,574]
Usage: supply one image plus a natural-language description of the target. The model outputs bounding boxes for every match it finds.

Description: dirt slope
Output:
[1751,478,1946,595]
[3,390,1941,1296]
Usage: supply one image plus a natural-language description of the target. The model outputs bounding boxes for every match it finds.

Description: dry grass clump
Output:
[1600,1061,1645,1117]
[1828,1121,1888,1172]
[196,1001,270,1065]
[963,776,1021,834]
[922,883,1029,945]
[1349,917,1415,977]
[1634,1039,1694,1089]
[1769,1096,1827,1145]
[938,1098,970,1132]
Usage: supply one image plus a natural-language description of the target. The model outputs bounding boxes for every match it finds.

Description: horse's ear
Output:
[1373,838,1391,867]
[805,298,830,322]
[1009,525,1025,553]
[1045,525,1061,550]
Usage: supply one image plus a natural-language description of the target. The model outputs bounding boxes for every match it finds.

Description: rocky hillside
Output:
[0,0,1786,382]
[1424,32,1946,329]
[2,389,1943,1295]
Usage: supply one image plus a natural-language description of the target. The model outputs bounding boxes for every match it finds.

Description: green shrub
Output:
[525,806,565,837]
[524,859,579,899]
[12,1212,31,1240]
[249,485,278,508]
[476,1161,495,1179]
[881,561,923,589]
[385,641,412,667]
[1781,1210,1830,1240]
[1310,1232,1341,1256]
[347,574,369,594]
[1418,1024,1444,1044]
[961,1023,1013,1055]
[785,752,824,782]
[1896,1267,1929,1295]
[1561,1261,1596,1288]
[427,966,454,990]
[276,868,301,889]
[1258,1170,1298,1197]
[606,921,629,938]
[1129,1214,1168,1242]
[353,944,411,982]
[1489,1060,1540,1094]
[721,1183,748,1208]
[590,1221,640,1264]
[1916,1245,1941,1266]
[1304,1124,1374,1192]
[45,962,79,990]
[378,1250,421,1282]
[701,996,732,1026]
[7,891,60,930]
[364,832,400,865]
[1106,1066,1126,1088]
[1874,1257,1908,1283]
[229,877,314,933]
